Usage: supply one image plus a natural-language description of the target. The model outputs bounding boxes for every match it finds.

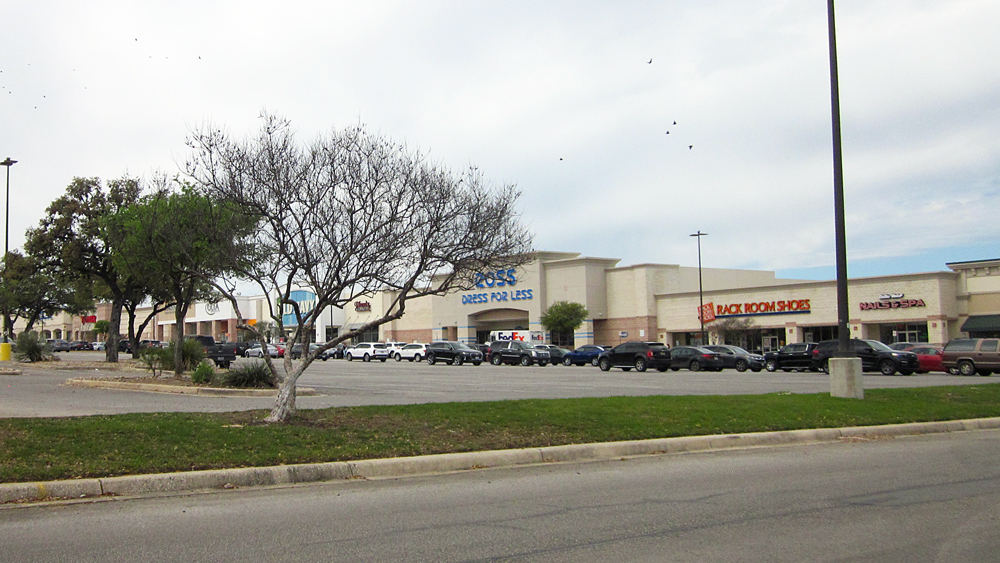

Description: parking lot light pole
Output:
[690,231,708,345]
[1,157,16,345]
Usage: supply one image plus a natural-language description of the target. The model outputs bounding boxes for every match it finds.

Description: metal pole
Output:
[690,231,708,345]
[827,0,850,355]
[0,158,16,344]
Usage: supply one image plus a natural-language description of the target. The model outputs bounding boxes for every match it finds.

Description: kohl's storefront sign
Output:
[462,268,534,305]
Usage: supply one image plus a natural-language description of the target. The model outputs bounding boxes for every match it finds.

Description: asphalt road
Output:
[1,351,996,418]
[3,428,999,562]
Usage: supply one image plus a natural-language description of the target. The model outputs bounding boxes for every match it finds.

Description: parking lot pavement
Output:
[1,353,996,418]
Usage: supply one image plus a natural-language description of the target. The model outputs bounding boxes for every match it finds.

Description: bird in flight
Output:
[689,145,693,150]
[648,58,653,64]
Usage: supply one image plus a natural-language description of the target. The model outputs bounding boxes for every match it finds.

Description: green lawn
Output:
[3,384,1000,484]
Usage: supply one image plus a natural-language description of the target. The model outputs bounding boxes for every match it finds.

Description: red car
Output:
[909,345,945,373]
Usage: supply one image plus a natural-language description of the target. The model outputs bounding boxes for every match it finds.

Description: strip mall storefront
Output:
[655,272,959,352]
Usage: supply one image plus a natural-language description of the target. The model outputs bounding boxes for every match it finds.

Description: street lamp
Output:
[826,1,850,355]
[1,157,14,258]
[0,157,15,345]
[690,230,708,345]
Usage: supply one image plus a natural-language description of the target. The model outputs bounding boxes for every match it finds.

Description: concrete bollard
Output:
[829,356,863,399]
[0,342,10,362]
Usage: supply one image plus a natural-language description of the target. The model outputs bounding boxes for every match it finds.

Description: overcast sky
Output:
[3,1,997,281]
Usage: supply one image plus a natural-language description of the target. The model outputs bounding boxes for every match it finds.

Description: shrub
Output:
[14,332,55,363]
[140,347,173,377]
[158,339,208,373]
[222,361,276,389]
[191,361,215,385]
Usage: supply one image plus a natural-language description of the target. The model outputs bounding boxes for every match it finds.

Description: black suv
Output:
[426,341,483,365]
[597,341,671,372]
[764,342,819,372]
[810,339,919,375]
[488,341,550,366]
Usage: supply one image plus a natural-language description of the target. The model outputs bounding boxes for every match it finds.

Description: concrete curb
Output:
[63,378,317,397]
[4,417,1000,505]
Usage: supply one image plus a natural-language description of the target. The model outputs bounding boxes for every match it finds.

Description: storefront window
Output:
[879,323,928,344]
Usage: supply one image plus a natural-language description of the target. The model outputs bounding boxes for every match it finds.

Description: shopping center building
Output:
[35,253,1000,351]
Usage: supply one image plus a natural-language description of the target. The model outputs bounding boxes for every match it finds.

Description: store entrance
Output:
[879,323,928,344]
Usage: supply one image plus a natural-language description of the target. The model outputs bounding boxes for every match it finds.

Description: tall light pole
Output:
[826,1,850,355]
[690,230,708,345]
[1,157,15,344]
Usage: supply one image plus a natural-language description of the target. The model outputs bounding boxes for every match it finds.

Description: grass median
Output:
[3,383,1000,484]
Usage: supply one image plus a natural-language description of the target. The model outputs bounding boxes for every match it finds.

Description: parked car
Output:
[290,343,334,360]
[810,339,919,375]
[889,342,931,351]
[488,340,550,366]
[185,335,239,368]
[534,345,569,365]
[345,342,389,362]
[667,346,725,372]
[69,340,92,351]
[597,341,671,372]
[562,344,610,366]
[426,341,483,365]
[907,345,945,374]
[117,339,132,353]
[91,341,106,351]
[244,343,282,358]
[942,338,1000,376]
[47,339,72,352]
[394,343,427,362]
[764,342,819,372]
[703,345,765,372]
[384,342,407,358]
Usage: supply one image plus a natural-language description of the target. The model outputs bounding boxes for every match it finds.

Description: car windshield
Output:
[456,343,475,351]
[868,340,893,352]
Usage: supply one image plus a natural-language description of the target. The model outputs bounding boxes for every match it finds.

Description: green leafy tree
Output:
[0,251,94,338]
[92,320,110,338]
[24,177,164,362]
[540,301,589,347]
[106,180,256,374]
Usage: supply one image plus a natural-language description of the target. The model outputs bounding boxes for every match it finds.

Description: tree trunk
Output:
[105,296,123,363]
[265,368,302,422]
[173,304,187,375]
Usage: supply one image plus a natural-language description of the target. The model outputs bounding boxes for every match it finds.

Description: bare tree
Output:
[186,114,533,422]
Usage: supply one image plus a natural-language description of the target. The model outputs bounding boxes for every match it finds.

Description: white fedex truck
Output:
[487,330,546,344]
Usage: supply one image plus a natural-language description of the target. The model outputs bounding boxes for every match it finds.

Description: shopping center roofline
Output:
[947,258,1000,269]
[654,269,959,299]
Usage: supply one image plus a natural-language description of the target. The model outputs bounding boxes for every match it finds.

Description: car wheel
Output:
[322,357,328,361]
[958,361,976,376]
[427,354,436,365]
[563,357,572,366]
[978,369,993,377]
[538,362,547,367]
[765,359,777,372]
[734,359,748,372]
[520,355,532,367]
[948,367,959,375]
[655,365,668,372]
[634,358,647,372]
[380,358,386,362]
[491,354,502,366]
[346,353,353,361]
[879,359,897,376]
[413,354,421,363]
[454,356,463,366]
[751,367,761,372]
[899,370,914,376]
[363,354,370,362]
[671,367,680,371]
[689,360,702,372]
[598,358,611,371]
[395,353,402,362]
[472,361,481,366]
[446,359,454,365]
[591,357,599,367]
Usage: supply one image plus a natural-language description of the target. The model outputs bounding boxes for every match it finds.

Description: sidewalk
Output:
[4,417,999,505]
